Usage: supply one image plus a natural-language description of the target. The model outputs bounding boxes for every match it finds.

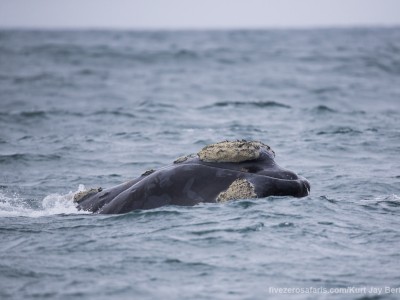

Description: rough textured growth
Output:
[174,154,197,164]
[198,140,273,163]
[217,179,257,202]
[141,169,155,176]
[173,156,188,164]
[73,187,102,203]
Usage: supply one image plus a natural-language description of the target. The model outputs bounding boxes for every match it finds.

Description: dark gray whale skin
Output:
[76,152,310,214]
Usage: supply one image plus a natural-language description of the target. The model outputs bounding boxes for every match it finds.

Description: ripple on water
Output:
[311,105,338,114]
[316,126,362,135]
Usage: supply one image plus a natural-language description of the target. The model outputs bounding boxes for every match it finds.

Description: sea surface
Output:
[1,28,400,299]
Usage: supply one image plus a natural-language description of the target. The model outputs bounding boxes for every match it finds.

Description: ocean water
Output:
[0,28,400,299]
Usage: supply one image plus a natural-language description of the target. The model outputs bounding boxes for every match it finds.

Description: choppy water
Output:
[1,28,400,299]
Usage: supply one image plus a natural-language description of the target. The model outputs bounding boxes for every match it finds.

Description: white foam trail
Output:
[360,194,400,204]
[370,194,400,202]
[0,184,90,217]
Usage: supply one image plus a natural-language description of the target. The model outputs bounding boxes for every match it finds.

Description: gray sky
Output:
[0,0,399,29]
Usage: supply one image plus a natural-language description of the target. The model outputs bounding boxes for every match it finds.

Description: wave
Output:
[189,222,264,235]
[361,194,400,208]
[363,56,400,75]
[310,87,341,95]
[311,105,338,113]
[19,110,47,118]
[0,185,89,218]
[0,110,83,122]
[11,73,58,84]
[0,102,177,122]
[15,44,202,65]
[0,109,139,121]
[93,110,136,118]
[202,101,291,109]
[0,153,61,164]
[0,110,48,121]
[316,126,362,135]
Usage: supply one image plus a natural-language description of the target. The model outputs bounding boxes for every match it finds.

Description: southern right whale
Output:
[74,140,310,214]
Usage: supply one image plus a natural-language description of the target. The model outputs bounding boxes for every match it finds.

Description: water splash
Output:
[0,184,90,217]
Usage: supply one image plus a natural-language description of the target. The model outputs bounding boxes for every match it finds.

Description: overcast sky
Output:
[0,0,399,29]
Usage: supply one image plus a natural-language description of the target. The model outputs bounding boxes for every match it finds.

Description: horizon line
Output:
[1,23,399,31]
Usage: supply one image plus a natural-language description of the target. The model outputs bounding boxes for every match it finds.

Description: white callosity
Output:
[217,178,257,202]
[198,140,274,163]
[73,187,102,203]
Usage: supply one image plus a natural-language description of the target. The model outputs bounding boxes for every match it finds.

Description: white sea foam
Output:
[373,194,400,202]
[360,194,400,206]
[0,184,90,217]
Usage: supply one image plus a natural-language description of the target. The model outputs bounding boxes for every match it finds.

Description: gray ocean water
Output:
[1,28,400,299]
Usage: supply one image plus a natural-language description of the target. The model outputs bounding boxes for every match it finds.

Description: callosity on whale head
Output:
[75,140,310,214]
